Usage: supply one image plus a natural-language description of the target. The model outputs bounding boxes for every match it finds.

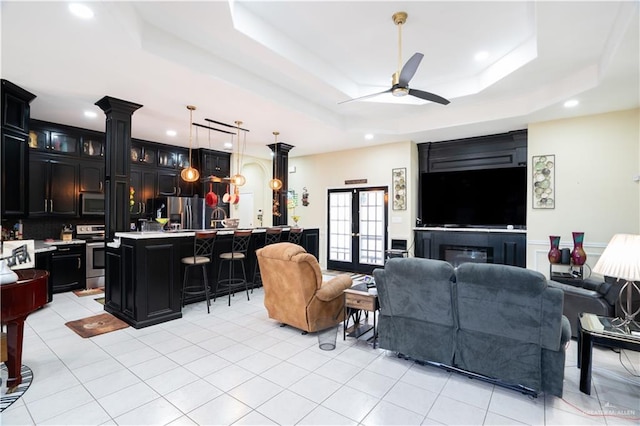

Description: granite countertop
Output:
[33,239,86,253]
[115,227,293,240]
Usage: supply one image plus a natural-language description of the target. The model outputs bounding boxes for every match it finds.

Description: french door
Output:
[327,187,388,274]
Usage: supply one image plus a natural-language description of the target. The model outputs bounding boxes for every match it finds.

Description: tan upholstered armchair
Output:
[256,242,353,332]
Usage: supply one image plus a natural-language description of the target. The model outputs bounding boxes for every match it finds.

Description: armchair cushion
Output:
[316,275,353,302]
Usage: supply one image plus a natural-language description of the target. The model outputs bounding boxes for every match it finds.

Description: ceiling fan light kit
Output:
[340,11,450,106]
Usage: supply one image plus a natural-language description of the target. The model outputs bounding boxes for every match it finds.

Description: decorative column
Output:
[95,96,142,241]
[267,142,294,225]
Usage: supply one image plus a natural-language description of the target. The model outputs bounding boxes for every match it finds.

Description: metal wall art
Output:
[532,155,555,209]
[392,168,407,210]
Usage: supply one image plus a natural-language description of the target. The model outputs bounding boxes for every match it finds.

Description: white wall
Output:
[526,108,640,277]
[287,140,417,268]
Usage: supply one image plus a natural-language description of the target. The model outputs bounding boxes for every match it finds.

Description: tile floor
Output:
[1,286,639,425]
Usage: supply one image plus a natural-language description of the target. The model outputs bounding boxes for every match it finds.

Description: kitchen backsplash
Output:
[1,218,103,241]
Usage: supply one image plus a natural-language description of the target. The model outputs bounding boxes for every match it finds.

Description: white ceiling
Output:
[1,1,638,159]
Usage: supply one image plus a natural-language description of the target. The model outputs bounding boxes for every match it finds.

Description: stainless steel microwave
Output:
[81,193,105,216]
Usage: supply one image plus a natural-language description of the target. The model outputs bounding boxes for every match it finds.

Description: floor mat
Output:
[65,313,128,338]
[72,287,104,297]
[1,364,33,412]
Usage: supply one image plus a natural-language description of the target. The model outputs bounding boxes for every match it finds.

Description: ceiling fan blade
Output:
[338,88,392,104]
[398,53,424,86]
[408,88,450,105]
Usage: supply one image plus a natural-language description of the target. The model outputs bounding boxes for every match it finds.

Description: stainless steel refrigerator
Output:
[154,196,215,230]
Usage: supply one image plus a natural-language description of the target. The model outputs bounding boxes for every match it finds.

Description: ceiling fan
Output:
[339,11,450,106]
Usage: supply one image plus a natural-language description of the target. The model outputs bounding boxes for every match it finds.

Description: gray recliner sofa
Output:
[374,258,571,397]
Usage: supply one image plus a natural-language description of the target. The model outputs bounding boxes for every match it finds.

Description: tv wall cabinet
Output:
[414,228,526,268]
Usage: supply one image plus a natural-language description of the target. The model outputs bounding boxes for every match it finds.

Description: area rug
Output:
[65,313,128,338]
[72,287,104,297]
[94,297,105,305]
[1,364,33,412]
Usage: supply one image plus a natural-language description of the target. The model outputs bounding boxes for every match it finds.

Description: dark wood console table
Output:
[1,269,49,389]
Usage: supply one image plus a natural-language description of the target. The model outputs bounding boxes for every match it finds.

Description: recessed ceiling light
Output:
[68,3,94,19]
[166,130,177,137]
[224,142,233,149]
[474,51,489,61]
[564,99,579,108]
[83,110,97,118]
[364,134,374,140]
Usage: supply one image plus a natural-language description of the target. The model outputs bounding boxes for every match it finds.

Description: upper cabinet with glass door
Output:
[131,141,156,166]
[81,135,104,158]
[29,128,79,155]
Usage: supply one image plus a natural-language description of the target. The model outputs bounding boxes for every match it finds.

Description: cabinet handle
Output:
[99,182,103,191]
[44,200,48,212]
[177,187,181,196]
[50,199,53,212]
[173,187,177,195]
[77,258,81,269]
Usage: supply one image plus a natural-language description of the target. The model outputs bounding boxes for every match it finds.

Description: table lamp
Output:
[592,234,640,329]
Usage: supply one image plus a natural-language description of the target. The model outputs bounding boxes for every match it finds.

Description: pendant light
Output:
[180,105,200,183]
[268,131,283,191]
[231,120,246,187]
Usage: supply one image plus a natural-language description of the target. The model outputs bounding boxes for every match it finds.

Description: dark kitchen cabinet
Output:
[105,237,182,329]
[158,170,179,196]
[1,80,35,218]
[81,135,105,158]
[79,161,104,193]
[131,141,156,166]
[198,149,230,200]
[201,150,230,178]
[2,132,29,216]
[130,166,157,217]
[28,153,79,216]
[50,244,85,293]
[35,250,53,302]
[28,127,80,155]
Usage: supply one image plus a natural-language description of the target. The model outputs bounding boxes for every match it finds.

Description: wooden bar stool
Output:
[288,227,304,245]
[216,229,253,306]
[181,231,217,314]
[252,227,282,290]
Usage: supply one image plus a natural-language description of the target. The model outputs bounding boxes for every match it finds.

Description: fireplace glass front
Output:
[441,245,493,267]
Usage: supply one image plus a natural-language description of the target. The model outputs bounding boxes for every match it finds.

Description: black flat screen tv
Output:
[421,167,526,228]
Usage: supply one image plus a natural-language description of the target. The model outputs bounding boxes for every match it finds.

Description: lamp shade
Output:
[592,234,640,281]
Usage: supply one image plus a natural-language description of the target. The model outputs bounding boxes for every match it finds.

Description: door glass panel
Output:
[329,192,352,261]
[359,190,385,266]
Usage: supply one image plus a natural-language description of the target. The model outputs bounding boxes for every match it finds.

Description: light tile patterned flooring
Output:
[1,285,639,425]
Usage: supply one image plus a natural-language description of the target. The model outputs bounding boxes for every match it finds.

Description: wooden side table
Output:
[343,285,379,348]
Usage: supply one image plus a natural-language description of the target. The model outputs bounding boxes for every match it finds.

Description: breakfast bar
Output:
[105,227,318,328]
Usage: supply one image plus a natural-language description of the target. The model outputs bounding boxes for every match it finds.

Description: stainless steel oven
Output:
[76,224,106,289]
[81,193,105,216]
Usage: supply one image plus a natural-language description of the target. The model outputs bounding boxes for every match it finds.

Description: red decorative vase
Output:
[571,232,587,266]
[548,236,562,264]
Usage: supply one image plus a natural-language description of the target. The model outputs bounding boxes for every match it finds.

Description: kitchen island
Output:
[105,227,318,328]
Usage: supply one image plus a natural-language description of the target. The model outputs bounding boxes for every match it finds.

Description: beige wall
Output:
[527,108,640,277]
[235,108,639,273]
[287,140,417,268]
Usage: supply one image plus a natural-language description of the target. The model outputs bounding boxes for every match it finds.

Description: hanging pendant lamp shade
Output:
[231,120,247,187]
[181,105,200,183]
[269,131,283,191]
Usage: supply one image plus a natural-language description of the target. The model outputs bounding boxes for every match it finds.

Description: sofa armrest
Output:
[316,275,353,302]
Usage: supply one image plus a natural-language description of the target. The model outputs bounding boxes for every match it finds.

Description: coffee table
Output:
[343,282,379,348]
[577,312,640,395]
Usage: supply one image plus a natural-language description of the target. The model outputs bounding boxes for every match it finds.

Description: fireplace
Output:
[415,228,526,267]
[441,245,493,267]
